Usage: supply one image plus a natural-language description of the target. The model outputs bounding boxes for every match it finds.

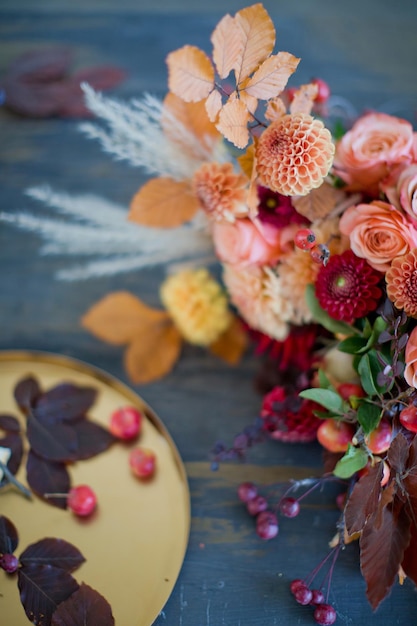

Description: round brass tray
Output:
[0,351,190,626]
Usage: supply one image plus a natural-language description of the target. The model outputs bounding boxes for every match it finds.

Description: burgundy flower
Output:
[315,249,382,323]
[261,386,321,443]
[257,186,306,228]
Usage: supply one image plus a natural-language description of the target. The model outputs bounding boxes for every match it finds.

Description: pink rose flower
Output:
[381,163,417,220]
[212,218,283,267]
[339,200,417,272]
[405,326,417,388]
[333,112,414,195]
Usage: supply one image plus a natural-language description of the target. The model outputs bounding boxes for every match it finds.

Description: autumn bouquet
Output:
[3,2,417,624]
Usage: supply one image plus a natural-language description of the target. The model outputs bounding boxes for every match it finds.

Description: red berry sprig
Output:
[44,484,98,517]
[294,229,330,266]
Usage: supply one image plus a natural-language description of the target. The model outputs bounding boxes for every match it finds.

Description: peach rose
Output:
[381,163,417,220]
[212,218,282,267]
[339,201,417,272]
[405,326,417,388]
[333,112,414,195]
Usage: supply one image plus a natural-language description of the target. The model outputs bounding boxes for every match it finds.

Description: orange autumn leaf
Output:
[234,3,276,84]
[162,92,220,144]
[211,13,243,80]
[205,88,223,122]
[209,316,248,365]
[216,97,251,149]
[129,177,200,228]
[124,320,182,384]
[290,83,319,115]
[166,45,215,103]
[292,182,347,221]
[242,51,300,100]
[238,90,258,114]
[264,96,286,122]
[81,291,170,345]
[237,143,255,179]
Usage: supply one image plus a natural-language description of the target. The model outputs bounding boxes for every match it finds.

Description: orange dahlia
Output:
[255,113,335,196]
[192,162,248,222]
[386,248,417,317]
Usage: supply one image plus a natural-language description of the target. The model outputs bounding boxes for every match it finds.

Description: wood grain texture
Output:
[1,1,417,624]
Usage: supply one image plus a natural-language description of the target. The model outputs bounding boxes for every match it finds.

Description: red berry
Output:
[237,482,258,503]
[366,419,392,454]
[310,243,330,265]
[317,419,353,453]
[0,553,19,573]
[246,495,268,516]
[290,579,305,595]
[337,383,365,403]
[312,78,331,103]
[256,510,279,540]
[310,589,325,605]
[279,497,300,518]
[294,585,313,605]
[294,228,316,250]
[399,405,417,433]
[67,485,97,517]
[129,447,156,479]
[109,406,142,441]
[314,603,337,625]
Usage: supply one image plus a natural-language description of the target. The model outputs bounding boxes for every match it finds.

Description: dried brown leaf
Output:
[166,45,215,103]
[388,432,409,475]
[163,92,220,144]
[237,143,255,179]
[81,292,170,345]
[211,13,243,79]
[292,183,346,221]
[264,96,286,122]
[124,320,182,384]
[345,463,383,537]
[209,316,248,364]
[234,3,276,84]
[216,97,251,149]
[128,177,199,228]
[402,526,417,586]
[242,52,300,100]
[289,83,319,115]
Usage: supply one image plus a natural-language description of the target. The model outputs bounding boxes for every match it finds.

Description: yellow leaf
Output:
[216,98,251,149]
[292,182,347,221]
[234,3,276,84]
[290,83,319,115]
[243,51,300,100]
[211,13,243,79]
[205,88,223,122]
[81,292,170,345]
[237,143,255,179]
[124,321,182,384]
[163,92,220,144]
[129,177,200,228]
[209,316,248,364]
[166,45,215,102]
[264,96,286,122]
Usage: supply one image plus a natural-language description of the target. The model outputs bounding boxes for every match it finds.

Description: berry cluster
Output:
[291,579,337,625]
[294,228,330,266]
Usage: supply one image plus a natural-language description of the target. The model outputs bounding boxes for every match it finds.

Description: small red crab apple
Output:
[129,446,156,479]
[294,228,316,250]
[316,419,354,453]
[109,405,143,441]
[44,484,98,517]
[399,404,417,433]
[365,418,392,454]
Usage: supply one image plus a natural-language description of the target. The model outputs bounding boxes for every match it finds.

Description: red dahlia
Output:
[315,249,382,323]
[261,386,321,443]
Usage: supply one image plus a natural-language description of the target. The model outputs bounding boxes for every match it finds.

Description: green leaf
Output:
[299,388,344,413]
[357,402,382,435]
[317,368,336,391]
[357,350,386,397]
[333,445,368,479]
[305,284,359,336]
[338,336,368,354]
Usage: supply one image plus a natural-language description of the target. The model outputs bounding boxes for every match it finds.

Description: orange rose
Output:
[381,163,417,220]
[333,112,414,195]
[405,326,417,388]
[212,218,283,267]
[339,201,417,272]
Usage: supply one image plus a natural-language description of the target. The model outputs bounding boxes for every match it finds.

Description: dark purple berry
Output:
[256,511,278,540]
[0,553,19,574]
[246,495,268,516]
[290,579,305,595]
[279,497,300,518]
[237,482,258,503]
[314,603,337,625]
[294,585,313,605]
[310,589,325,605]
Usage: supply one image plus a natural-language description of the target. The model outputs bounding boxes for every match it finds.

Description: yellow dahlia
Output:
[256,113,335,196]
[160,268,232,346]
[192,162,248,222]
[386,248,417,317]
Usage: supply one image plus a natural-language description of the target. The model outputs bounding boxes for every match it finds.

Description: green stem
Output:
[0,460,32,499]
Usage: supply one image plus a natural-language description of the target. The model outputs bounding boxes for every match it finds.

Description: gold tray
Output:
[0,351,190,626]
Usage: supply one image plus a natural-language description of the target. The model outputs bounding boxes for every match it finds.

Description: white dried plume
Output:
[79,84,228,179]
[0,185,215,281]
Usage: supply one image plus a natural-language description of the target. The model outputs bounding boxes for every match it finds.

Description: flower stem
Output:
[0,460,32,499]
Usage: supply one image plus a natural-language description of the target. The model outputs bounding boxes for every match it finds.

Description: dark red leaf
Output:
[344,463,383,536]
[403,435,417,531]
[70,65,126,91]
[5,48,72,82]
[0,414,21,432]
[14,376,41,415]
[18,564,79,625]
[387,432,409,474]
[0,432,24,476]
[0,515,19,554]
[34,383,97,424]
[26,416,78,463]
[360,505,411,610]
[71,419,116,460]
[26,450,70,510]
[51,582,115,626]
[401,524,417,585]
[20,538,85,573]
